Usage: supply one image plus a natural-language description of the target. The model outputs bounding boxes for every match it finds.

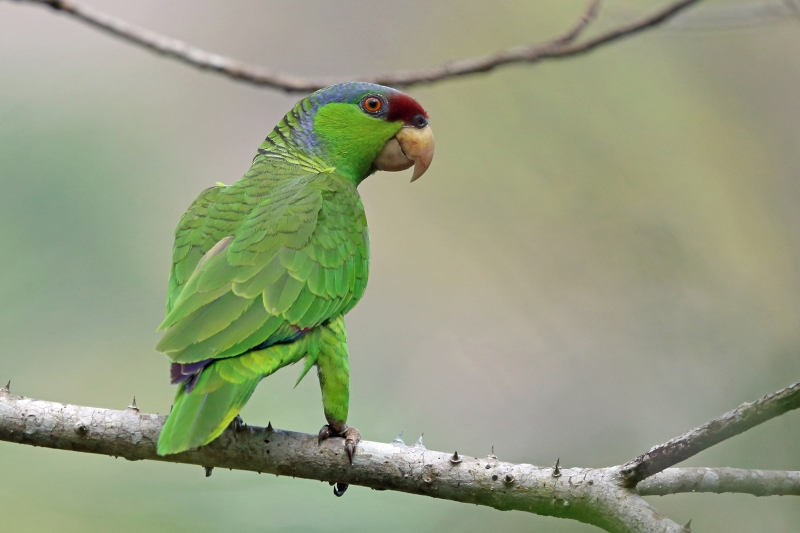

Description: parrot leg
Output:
[315,316,361,465]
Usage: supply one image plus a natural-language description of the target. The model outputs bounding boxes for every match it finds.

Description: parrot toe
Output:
[318,424,361,464]
[318,424,334,443]
[343,427,361,464]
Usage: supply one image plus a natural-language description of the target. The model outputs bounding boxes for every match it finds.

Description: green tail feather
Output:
[156,335,317,456]
[156,369,259,456]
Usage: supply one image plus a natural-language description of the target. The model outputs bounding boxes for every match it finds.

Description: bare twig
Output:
[620,381,800,486]
[0,389,684,533]
[661,0,800,30]
[638,468,800,497]
[551,0,603,45]
[6,0,704,92]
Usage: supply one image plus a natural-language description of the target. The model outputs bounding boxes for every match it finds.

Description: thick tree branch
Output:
[3,381,800,532]
[0,387,684,533]
[638,468,800,497]
[6,0,705,92]
[620,381,800,486]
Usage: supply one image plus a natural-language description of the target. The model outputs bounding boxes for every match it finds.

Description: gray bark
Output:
[638,468,800,497]
[620,380,800,485]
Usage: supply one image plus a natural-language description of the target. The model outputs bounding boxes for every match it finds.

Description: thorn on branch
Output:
[553,458,562,478]
[0,380,9,394]
[488,445,497,459]
[204,466,213,477]
[450,451,462,464]
[391,431,405,447]
[683,519,692,532]
[414,434,425,448]
[266,421,273,433]
[126,397,138,411]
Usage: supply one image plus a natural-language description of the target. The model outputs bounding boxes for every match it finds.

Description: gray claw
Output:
[333,482,348,497]
[343,427,361,464]
[318,424,333,444]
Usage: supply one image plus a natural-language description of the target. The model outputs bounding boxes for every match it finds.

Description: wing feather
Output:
[158,166,370,365]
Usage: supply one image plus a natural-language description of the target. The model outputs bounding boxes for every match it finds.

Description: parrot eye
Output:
[361,96,384,114]
[411,114,428,129]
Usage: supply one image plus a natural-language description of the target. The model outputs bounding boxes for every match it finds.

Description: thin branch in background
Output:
[6,0,704,92]
[369,0,701,88]
[617,1,800,31]
[551,0,603,44]
[638,468,800,497]
[666,0,800,30]
[620,380,800,486]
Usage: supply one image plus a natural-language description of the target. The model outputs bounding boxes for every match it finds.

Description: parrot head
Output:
[282,82,434,183]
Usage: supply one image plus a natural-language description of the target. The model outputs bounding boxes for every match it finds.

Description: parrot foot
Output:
[318,424,361,464]
[319,424,360,497]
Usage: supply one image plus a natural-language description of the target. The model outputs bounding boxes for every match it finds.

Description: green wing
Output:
[156,163,369,365]
[156,160,369,455]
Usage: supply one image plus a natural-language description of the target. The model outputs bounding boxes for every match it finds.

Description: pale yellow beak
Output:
[373,125,435,182]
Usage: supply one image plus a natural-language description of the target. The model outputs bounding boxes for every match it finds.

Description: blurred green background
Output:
[1,0,799,531]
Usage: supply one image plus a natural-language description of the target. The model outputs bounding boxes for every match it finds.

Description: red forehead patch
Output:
[386,93,428,124]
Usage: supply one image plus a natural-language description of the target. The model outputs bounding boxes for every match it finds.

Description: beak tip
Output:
[409,163,423,182]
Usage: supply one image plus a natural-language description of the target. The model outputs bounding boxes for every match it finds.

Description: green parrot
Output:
[155,82,434,463]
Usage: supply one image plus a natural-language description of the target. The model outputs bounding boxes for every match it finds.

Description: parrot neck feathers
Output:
[256,92,403,185]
